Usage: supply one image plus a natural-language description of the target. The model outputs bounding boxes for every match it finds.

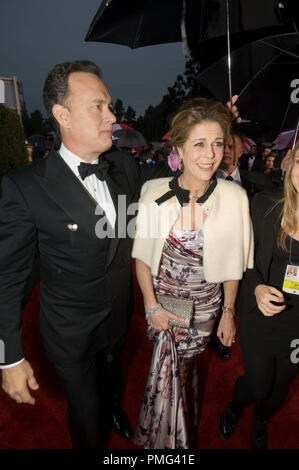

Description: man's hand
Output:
[226,94,241,123]
[254,284,286,316]
[2,360,39,405]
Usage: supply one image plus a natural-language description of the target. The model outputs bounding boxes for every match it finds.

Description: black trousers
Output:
[52,338,125,449]
[230,351,299,421]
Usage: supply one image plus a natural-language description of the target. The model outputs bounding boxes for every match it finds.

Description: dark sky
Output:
[0,0,186,117]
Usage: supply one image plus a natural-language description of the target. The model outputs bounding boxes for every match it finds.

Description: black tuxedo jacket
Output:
[237,190,283,315]
[0,149,169,365]
[239,168,275,198]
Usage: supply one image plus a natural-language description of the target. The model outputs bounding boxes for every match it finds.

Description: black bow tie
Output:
[78,159,111,181]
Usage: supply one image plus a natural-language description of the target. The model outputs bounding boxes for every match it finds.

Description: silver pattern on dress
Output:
[134,228,222,449]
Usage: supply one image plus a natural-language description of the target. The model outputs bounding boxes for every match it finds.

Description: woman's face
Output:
[178,120,224,184]
[265,156,275,169]
[291,149,299,193]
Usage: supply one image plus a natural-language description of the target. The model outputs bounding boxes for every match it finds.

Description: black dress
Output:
[239,236,299,357]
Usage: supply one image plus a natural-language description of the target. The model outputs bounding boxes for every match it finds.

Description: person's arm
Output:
[241,193,286,316]
[254,284,286,316]
[217,280,238,346]
[225,95,241,123]
[0,175,39,404]
[135,259,184,331]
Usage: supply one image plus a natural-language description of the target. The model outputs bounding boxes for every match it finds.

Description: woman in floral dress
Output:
[132,98,253,449]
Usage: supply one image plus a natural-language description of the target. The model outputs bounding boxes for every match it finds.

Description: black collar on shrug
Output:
[155,174,217,206]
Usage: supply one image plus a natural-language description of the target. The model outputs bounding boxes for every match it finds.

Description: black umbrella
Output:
[85,0,297,71]
[113,129,148,147]
[196,34,299,134]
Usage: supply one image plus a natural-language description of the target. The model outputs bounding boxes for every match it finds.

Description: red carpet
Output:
[0,276,299,449]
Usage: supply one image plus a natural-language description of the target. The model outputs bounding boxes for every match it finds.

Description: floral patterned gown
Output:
[134,227,222,449]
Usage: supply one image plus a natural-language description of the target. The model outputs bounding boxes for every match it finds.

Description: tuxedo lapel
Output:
[104,162,132,270]
[34,149,133,267]
[34,150,101,239]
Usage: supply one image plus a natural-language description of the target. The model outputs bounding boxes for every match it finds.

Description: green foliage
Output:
[0,104,28,178]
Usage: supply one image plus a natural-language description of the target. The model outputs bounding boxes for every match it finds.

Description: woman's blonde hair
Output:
[278,140,299,251]
[169,98,232,152]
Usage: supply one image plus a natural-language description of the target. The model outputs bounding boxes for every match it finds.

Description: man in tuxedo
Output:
[0,63,242,447]
[217,128,275,199]
[239,144,257,171]
[0,60,162,448]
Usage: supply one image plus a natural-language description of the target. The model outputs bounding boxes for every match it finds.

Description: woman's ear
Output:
[52,104,71,129]
[177,147,183,161]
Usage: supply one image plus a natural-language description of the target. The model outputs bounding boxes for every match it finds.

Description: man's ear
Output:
[52,104,70,128]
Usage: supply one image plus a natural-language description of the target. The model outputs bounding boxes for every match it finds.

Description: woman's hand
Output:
[254,284,286,316]
[148,307,184,331]
[217,311,236,347]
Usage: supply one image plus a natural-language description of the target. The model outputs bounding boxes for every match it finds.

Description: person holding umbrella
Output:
[132,97,253,449]
[220,141,299,449]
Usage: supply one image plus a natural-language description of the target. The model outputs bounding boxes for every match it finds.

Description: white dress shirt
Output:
[0,144,116,369]
[247,155,255,171]
[59,143,116,228]
[216,166,242,185]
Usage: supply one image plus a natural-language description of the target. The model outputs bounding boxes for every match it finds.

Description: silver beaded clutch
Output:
[156,294,194,329]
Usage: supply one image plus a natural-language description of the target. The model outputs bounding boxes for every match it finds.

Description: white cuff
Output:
[0,358,25,369]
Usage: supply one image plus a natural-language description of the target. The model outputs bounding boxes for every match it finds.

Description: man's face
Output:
[220,134,243,173]
[262,147,272,158]
[250,145,257,156]
[60,72,116,160]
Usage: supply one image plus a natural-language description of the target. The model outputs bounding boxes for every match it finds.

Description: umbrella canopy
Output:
[243,137,256,154]
[272,129,299,150]
[161,132,170,141]
[85,0,297,70]
[113,129,148,147]
[196,34,299,132]
[112,122,134,132]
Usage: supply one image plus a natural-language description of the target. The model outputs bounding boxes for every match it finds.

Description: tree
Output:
[124,106,136,127]
[135,56,214,140]
[22,106,47,137]
[0,104,28,181]
[29,110,45,135]
[113,98,125,122]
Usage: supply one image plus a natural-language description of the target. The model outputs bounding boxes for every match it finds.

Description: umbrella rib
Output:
[260,40,299,60]
[293,119,299,150]
[238,41,299,99]
[280,101,292,132]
